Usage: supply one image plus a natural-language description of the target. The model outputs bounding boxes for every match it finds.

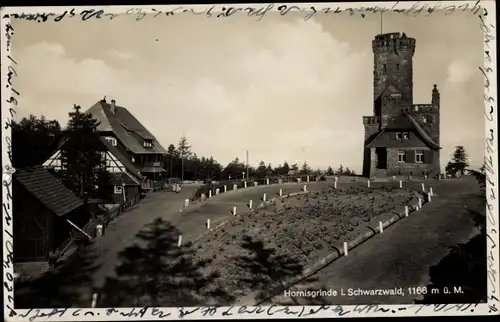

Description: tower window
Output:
[383,64,387,72]
[396,64,400,71]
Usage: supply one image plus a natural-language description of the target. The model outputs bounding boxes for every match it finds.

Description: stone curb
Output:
[237,191,433,306]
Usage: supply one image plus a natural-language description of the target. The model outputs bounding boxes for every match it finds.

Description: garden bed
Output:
[192,185,424,302]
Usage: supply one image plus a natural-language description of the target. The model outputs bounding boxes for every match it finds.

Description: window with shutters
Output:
[398,150,406,163]
[415,150,424,163]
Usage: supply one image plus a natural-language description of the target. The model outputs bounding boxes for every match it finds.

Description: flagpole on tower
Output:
[380,11,383,34]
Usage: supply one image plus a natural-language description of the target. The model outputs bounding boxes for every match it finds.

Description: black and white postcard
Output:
[1,1,498,320]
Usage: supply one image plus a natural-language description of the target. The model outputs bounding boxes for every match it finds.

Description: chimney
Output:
[110,99,116,114]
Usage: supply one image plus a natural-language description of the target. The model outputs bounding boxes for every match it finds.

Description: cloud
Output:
[445,59,477,85]
[105,50,137,61]
[15,18,372,171]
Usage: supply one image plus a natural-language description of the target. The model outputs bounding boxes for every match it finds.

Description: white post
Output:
[307,175,310,182]
[399,180,403,189]
[279,189,283,197]
[233,206,237,216]
[209,190,212,198]
[249,200,253,209]
[254,181,258,187]
[418,198,422,208]
[224,185,227,192]
[266,178,270,185]
[177,235,182,247]
[201,193,206,201]
[424,174,428,180]
[421,182,425,192]
[379,221,384,234]
[207,219,211,230]
[405,205,409,217]
[334,181,337,189]
[303,184,307,192]
[392,176,396,180]
[427,192,432,202]
[233,184,237,190]
[96,224,103,237]
[244,181,247,188]
[184,199,189,208]
[343,242,348,256]
[91,293,98,308]
[263,193,267,202]
[335,176,338,182]
[215,188,220,195]
[367,180,371,188]
[430,187,434,197]
[122,183,126,203]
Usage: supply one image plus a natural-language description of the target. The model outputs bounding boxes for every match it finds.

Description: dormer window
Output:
[144,139,153,148]
[105,137,117,147]
[396,132,410,140]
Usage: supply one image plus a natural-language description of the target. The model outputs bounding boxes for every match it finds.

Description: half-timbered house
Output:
[43,136,142,205]
[84,98,169,191]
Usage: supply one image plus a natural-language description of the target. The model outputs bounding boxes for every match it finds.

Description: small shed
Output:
[13,166,90,263]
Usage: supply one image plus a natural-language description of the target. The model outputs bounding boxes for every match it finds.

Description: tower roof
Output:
[365,111,440,150]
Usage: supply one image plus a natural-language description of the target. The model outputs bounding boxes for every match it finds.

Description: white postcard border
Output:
[1,1,498,320]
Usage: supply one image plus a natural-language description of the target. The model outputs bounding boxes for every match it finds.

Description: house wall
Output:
[386,147,439,177]
[362,148,371,177]
[13,183,53,262]
[366,127,440,177]
[110,185,140,204]
[101,131,133,162]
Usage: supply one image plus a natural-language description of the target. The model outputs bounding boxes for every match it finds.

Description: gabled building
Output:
[85,98,168,190]
[43,136,142,205]
[362,32,441,178]
[13,166,90,263]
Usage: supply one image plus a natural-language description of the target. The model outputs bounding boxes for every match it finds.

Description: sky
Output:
[10,8,485,172]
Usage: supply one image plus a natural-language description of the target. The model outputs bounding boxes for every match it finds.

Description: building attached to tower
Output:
[362,32,441,178]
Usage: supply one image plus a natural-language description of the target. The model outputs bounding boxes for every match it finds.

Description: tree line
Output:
[12,108,358,200]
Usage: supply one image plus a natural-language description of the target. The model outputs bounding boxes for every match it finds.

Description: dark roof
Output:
[99,137,142,179]
[14,166,83,217]
[110,172,141,186]
[365,112,440,150]
[85,100,168,154]
[385,113,415,130]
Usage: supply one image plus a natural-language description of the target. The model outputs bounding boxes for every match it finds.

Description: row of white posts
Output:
[199,178,283,202]
[342,193,431,257]
[341,181,434,257]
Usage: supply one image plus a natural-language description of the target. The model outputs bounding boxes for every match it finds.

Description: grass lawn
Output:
[190,184,424,302]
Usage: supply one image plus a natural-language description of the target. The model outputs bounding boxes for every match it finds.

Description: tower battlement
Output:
[363,116,381,125]
[372,32,416,54]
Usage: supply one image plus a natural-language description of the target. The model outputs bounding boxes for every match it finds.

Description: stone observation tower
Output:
[362,32,441,179]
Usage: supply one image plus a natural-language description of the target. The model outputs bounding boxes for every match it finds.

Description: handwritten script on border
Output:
[1,1,498,320]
